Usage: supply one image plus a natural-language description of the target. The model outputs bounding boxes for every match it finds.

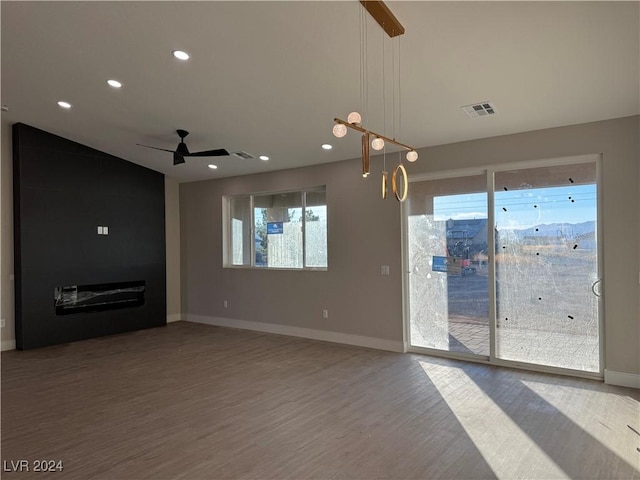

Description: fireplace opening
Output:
[54,281,145,315]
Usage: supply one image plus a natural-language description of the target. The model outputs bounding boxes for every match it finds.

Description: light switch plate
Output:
[103,226,109,235]
[97,226,103,235]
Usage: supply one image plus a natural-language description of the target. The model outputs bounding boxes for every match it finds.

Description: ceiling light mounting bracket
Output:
[359,0,405,38]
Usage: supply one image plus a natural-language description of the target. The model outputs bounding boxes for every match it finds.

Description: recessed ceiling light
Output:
[208,164,218,169]
[259,155,269,161]
[321,144,333,150]
[172,50,190,60]
[106,79,122,88]
[57,101,71,109]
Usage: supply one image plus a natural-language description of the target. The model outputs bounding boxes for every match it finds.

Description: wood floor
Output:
[2,321,639,479]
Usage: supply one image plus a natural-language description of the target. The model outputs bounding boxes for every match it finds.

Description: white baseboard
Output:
[604,369,640,389]
[185,315,404,353]
[167,313,182,323]
[1,339,16,351]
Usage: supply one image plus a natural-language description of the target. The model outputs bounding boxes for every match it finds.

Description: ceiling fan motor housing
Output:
[176,142,190,155]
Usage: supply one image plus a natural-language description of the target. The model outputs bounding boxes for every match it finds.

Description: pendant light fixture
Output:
[331,0,418,202]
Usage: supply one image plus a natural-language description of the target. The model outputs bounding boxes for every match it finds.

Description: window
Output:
[224,187,327,270]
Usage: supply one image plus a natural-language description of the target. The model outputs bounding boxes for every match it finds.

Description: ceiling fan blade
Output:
[137,144,176,154]
[173,152,185,165]
[185,148,230,157]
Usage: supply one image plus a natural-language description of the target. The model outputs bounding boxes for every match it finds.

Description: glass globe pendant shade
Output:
[332,124,347,138]
[347,111,362,125]
[371,137,385,151]
[406,150,418,162]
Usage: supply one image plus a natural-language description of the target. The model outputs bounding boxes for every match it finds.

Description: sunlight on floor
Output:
[419,360,567,479]
[521,379,640,464]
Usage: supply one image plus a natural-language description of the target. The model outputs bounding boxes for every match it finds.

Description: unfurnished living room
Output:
[1,1,639,479]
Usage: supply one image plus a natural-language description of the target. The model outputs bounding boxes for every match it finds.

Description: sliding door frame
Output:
[402,154,603,380]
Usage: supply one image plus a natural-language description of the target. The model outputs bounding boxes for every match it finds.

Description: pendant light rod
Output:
[333,117,415,153]
[359,1,405,38]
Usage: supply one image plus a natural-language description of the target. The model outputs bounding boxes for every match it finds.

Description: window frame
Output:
[223,186,327,271]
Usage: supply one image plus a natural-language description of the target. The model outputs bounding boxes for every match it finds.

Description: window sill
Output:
[223,265,328,272]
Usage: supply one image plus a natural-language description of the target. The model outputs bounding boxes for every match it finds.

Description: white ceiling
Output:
[2,1,638,183]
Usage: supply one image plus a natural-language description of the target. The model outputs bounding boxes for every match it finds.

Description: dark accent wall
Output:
[13,123,166,349]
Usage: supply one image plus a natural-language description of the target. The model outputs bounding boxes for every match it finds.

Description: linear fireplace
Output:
[54,281,145,315]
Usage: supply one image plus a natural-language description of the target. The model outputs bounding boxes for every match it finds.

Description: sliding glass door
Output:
[494,162,599,371]
[405,157,601,375]
[406,174,489,356]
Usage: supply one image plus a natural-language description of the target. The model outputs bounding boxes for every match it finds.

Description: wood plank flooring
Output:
[2,321,639,479]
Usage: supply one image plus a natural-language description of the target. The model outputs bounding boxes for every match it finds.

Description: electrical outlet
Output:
[381,265,390,275]
[223,300,228,309]
[0,319,5,328]
[322,309,329,319]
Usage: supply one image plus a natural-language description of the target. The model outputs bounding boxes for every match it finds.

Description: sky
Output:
[433,184,597,229]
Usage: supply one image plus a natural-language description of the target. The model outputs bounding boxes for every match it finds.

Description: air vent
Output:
[231,151,255,160]
[462,101,497,119]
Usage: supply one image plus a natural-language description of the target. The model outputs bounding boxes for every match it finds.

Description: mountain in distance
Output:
[512,220,595,240]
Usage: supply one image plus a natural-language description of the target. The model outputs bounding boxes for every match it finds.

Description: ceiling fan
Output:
[137,129,229,165]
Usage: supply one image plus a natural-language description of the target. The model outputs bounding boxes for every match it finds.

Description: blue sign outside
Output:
[432,256,449,272]
[267,222,284,235]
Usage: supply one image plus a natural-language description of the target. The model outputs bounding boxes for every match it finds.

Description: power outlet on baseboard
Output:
[223,300,228,309]
[322,309,329,319]
[0,319,5,328]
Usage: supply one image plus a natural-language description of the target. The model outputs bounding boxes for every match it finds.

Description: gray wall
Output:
[180,115,639,376]
[180,160,403,342]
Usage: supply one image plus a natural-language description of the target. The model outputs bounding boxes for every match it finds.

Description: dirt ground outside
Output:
[410,249,600,372]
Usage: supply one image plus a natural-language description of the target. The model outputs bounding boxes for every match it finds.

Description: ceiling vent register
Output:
[462,101,497,118]
[231,151,255,160]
